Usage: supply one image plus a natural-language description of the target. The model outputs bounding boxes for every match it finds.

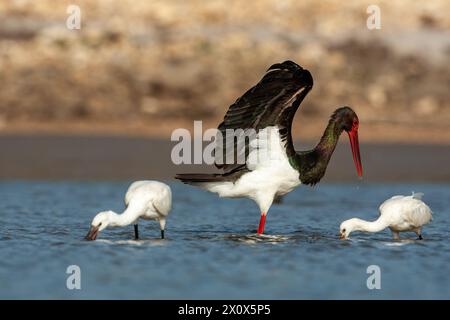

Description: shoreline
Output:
[1,119,450,145]
[0,133,449,182]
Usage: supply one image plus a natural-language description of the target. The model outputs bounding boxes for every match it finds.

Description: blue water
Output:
[0,181,449,299]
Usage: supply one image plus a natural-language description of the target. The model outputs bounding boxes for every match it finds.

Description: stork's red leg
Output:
[257,213,266,235]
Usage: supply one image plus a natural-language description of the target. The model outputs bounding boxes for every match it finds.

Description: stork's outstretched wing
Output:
[215,60,313,173]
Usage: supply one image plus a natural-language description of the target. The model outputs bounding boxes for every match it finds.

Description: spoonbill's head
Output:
[85,211,113,240]
[339,218,361,240]
[334,107,363,177]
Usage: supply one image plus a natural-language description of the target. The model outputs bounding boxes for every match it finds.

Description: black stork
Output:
[176,61,363,234]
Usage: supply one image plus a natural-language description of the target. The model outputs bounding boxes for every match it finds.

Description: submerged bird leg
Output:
[159,218,166,239]
[134,224,139,240]
[257,213,266,235]
[415,228,423,240]
[391,231,400,240]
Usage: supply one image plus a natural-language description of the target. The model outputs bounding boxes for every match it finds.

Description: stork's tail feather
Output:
[175,173,229,185]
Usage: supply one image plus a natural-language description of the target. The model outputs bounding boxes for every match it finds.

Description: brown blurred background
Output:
[0,0,449,180]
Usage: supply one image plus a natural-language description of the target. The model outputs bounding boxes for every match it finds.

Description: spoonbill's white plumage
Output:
[85,181,172,240]
[339,192,432,240]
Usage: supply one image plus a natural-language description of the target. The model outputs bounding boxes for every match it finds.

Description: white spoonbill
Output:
[339,192,432,240]
[85,181,172,240]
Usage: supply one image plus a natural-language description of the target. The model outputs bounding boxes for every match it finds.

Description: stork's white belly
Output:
[234,160,300,197]
[203,126,301,212]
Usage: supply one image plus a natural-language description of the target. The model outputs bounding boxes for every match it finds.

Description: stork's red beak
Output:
[348,127,363,177]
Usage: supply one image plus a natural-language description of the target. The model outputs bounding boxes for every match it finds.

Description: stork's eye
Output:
[342,228,346,232]
[98,222,102,227]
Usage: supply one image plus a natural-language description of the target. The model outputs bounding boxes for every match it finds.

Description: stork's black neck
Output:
[289,116,344,185]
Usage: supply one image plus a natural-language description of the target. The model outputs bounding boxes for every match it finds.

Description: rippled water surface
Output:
[0,181,449,299]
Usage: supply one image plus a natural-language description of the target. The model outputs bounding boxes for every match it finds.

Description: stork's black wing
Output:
[215,60,313,172]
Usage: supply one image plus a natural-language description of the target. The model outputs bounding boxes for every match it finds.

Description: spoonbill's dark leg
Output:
[391,231,400,240]
[415,228,423,240]
[134,224,139,240]
[159,218,166,239]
